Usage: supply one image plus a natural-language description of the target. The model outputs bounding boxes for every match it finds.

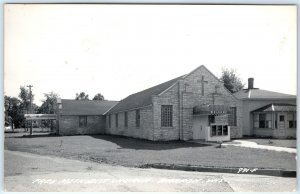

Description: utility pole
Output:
[27,85,33,135]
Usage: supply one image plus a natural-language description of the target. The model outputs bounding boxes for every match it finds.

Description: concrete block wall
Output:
[105,106,154,140]
[59,115,105,135]
[181,66,243,139]
[215,115,228,124]
[153,83,180,141]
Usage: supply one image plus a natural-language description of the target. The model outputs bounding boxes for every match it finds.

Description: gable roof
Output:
[234,89,296,100]
[107,75,185,114]
[251,103,296,112]
[61,99,118,116]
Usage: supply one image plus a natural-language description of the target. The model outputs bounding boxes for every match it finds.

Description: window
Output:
[136,109,140,127]
[258,113,272,128]
[161,105,173,127]
[79,116,87,127]
[211,125,217,136]
[124,112,128,128]
[108,115,111,128]
[279,115,285,122]
[228,107,237,126]
[115,114,118,128]
[223,125,228,136]
[211,125,229,136]
[288,113,296,128]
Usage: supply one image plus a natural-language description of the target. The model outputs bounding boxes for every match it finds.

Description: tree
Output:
[37,92,60,128]
[4,96,24,129]
[18,86,34,114]
[38,92,60,114]
[219,68,245,93]
[93,93,105,101]
[75,92,89,100]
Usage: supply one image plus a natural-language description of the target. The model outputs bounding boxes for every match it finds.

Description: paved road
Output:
[4,150,297,192]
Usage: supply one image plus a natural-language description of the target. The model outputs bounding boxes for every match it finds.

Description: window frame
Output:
[161,105,173,127]
[257,113,272,129]
[211,124,229,136]
[108,114,111,128]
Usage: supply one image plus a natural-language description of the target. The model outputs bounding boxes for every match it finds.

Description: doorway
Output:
[192,115,208,140]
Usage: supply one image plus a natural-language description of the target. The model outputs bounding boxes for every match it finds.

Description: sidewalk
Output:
[222,140,297,154]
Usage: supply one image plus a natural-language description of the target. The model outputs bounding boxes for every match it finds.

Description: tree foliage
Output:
[75,92,89,100]
[38,92,60,114]
[92,93,105,101]
[220,68,245,93]
[18,86,34,113]
[5,96,24,128]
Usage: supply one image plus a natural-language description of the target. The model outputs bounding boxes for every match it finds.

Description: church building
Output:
[56,65,296,141]
[105,65,242,141]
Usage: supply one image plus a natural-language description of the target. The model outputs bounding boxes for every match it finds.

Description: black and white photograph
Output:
[3,3,297,192]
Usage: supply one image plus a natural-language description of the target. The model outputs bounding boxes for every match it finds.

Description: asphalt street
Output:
[4,150,297,192]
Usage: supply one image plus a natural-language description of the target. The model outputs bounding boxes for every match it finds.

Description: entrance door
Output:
[192,115,208,140]
[277,113,286,137]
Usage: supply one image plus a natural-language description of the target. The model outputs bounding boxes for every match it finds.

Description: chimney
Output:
[248,78,254,89]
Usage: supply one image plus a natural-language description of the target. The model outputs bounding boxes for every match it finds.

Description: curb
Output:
[140,163,296,178]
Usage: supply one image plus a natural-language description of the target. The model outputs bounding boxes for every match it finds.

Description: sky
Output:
[4,4,297,105]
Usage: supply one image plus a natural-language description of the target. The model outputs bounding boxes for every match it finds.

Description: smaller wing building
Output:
[234,78,296,138]
[57,99,118,135]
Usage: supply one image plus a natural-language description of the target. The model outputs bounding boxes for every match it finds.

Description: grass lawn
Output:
[4,133,296,170]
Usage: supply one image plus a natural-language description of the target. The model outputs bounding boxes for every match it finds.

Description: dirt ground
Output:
[4,133,297,170]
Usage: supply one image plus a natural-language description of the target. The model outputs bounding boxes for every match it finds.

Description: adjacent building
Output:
[234,78,296,138]
[57,99,118,135]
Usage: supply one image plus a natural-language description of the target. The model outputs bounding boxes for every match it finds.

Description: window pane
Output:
[280,115,285,122]
[223,125,228,136]
[211,125,216,136]
[161,105,173,127]
[289,121,294,128]
[217,125,222,135]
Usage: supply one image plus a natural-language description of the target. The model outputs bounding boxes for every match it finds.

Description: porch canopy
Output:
[24,114,57,120]
[251,103,296,113]
[193,104,230,115]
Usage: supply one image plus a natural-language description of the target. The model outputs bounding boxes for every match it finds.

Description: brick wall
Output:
[59,115,105,135]
[105,106,154,140]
